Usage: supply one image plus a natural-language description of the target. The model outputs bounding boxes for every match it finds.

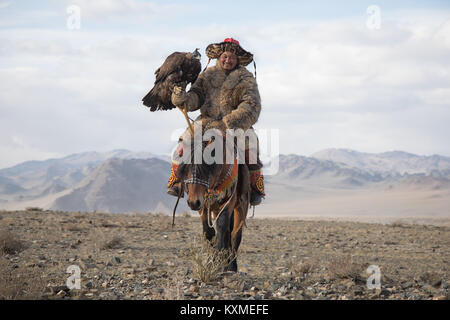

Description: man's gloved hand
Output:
[171,86,188,107]
[209,118,227,131]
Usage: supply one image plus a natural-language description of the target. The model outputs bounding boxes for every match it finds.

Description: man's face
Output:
[219,51,238,71]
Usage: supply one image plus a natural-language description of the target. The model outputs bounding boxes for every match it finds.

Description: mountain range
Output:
[311,148,450,176]
[1,148,449,221]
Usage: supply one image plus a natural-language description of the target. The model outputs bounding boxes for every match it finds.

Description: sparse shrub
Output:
[154,212,166,217]
[66,223,84,232]
[186,235,233,283]
[327,255,363,280]
[0,231,27,255]
[389,220,406,228]
[181,211,191,218]
[25,207,43,212]
[419,272,442,286]
[0,257,46,299]
[288,258,317,277]
[101,235,123,250]
[101,222,119,228]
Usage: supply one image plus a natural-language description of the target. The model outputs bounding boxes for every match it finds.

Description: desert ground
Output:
[0,209,449,300]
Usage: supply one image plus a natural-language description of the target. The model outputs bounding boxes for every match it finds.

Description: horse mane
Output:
[177,156,218,181]
[177,119,232,181]
[176,137,219,181]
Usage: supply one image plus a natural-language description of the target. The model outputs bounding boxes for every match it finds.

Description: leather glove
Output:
[171,86,188,107]
[209,118,227,132]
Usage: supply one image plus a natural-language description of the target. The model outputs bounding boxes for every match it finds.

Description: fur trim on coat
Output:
[184,64,261,131]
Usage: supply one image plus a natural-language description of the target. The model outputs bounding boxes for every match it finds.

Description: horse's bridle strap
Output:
[184,177,209,189]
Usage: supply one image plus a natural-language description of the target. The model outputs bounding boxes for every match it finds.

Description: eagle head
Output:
[192,48,201,60]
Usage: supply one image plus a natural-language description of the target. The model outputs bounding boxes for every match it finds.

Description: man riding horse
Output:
[167,38,265,206]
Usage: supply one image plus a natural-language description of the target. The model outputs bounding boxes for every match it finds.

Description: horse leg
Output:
[200,209,215,242]
[214,208,231,252]
[228,207,245,272]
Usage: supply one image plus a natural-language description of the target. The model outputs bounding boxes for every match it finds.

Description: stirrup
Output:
[167,182,183,198]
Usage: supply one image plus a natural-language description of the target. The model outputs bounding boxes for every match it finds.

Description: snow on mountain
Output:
[310,148,450,175]
[271,154,385,188]
[58,149,169,167]
[1,149,450,216]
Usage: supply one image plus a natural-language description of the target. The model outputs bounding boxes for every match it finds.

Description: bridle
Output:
[184,132,239,230]
[183,164,211,190]
[171,121,240,229]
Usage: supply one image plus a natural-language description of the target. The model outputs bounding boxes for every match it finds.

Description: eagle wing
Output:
[182,55,202,84]
[154,52,186,84]
[142,51,201,111]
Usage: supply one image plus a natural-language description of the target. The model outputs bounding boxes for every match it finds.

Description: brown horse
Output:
[176,121,250,272]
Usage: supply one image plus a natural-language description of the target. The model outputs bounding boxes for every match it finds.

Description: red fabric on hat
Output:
[224,38,240,45]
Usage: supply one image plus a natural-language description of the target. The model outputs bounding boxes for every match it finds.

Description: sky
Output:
[1,0,450,169]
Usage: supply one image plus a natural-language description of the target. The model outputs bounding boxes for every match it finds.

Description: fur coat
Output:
[184,64,261,131]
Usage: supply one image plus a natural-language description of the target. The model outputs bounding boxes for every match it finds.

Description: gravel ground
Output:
[0,209,448,300]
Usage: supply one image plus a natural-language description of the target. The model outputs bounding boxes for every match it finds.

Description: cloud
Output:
[1,6,450,169]
[61,0,191,26]
[0,2,10,10]
[0,133,62,168]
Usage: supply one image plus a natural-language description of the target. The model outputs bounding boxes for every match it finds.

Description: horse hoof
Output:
[225,262,238,272]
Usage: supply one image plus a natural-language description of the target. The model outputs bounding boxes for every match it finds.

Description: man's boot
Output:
[249,169,265,206]
[167,182,183,197]
[167,163,184,198]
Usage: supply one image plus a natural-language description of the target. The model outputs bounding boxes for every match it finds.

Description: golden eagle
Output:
[142,49,201,111]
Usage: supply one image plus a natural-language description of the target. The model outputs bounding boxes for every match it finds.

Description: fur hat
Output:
[206,38,253,66]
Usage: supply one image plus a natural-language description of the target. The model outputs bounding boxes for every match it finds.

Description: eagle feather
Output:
[142,49,201,111]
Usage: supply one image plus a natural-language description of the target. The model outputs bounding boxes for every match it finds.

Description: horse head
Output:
[177,126,230,211]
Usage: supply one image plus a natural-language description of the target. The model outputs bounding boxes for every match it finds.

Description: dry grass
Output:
[101,222,120,228]
[419,271,444,287]
[0,257,46,299]
[25,207,44,212]
[327,255,363,281]
[389,221,405,228]
[89,226,124,251]
[181,211,191,218]
[0,231,42,299]
[0,230,27,255]
[187,235,233,283]
[65,223,85,232]
[101,235,124,250]
[287,258,318,277]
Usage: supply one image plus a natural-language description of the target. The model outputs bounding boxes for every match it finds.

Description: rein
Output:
[204,155,237,230]
[171,184,183,228]
[206,177,238,230]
